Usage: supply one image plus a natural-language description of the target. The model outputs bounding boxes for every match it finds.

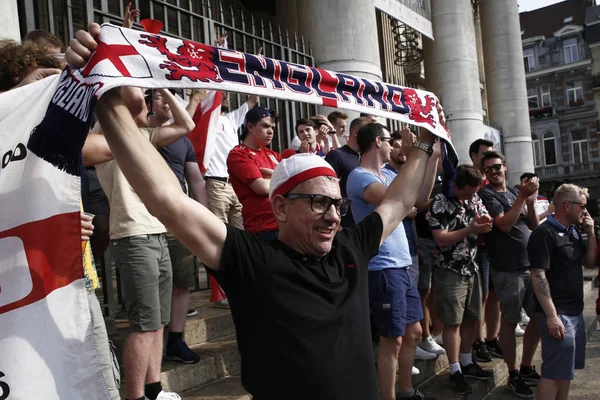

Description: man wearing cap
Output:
[347,124,439,400]
[226,106,282,240]
[71,21,445,400]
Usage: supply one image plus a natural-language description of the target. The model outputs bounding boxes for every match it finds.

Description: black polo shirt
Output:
[209,213,383,400]
[478,185,531,271]
[528,216,586,316]
[325,145,360,228]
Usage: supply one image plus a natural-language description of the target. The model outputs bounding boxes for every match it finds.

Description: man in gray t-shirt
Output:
[477,150,541,399]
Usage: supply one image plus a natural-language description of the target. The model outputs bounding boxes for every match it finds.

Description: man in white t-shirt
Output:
[204,93,258,230]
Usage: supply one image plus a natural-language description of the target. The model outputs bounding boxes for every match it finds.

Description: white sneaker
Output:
[412,366,420,375]
[420,336,446,355]
[515,324,525,337]
[155,391,182,400]
[415,346,438,360]
[214,299,230,309]
[519,310,530,326]
[434,333,444,347]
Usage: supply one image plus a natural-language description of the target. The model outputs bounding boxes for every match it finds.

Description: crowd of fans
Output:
[2,5,599,400]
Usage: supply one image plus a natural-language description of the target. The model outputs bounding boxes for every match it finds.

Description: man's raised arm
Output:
[96,89,226,270]
[153,88,196,147]
[375,129,437,245]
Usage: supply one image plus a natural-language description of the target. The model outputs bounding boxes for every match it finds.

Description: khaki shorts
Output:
[205,179,243,229]
[434,267,482,326]
[490,269,531,324]
[112,234,172,332]
[166,231,197,289]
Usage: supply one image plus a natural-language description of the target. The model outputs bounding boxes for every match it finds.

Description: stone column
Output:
[480,0,533,185]
[0,0,21,42]
[423,0,484,163]
[279,0,382,119]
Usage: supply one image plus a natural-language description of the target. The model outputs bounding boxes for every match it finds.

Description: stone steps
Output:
[109,268,598,399]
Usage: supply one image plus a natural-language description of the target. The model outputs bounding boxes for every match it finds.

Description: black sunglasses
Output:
[283,194,351,217]
[567,201,587,209]
[483,163,505,174]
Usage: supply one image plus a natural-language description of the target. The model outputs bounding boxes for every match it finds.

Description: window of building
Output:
[543,131,557,165]
[566,81,584,106]
[532,134,541,167]
[524,49,535,72]
[540,83,551,107]
[528,86,539,109]
[539,54,549,65]
[571,129,589,163]
[564,38,579,63]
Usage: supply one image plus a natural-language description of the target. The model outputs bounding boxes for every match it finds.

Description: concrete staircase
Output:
[108,268,599,399]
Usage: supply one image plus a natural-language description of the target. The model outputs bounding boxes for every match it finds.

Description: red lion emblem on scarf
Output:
[402,88,437,129]
[139,34,222,83]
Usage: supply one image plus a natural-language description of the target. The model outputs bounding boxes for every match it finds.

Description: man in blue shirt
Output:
[347,123,439,400]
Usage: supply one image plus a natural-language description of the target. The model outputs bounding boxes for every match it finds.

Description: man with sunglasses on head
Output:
[478,150,541,399]
[528,184,596,400]
[347,124,440,400]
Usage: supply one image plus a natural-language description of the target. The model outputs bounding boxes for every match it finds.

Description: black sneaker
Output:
[485,337,504,359]
[507,373,535,399]
[520,366,541,386]
[450,371,473,395]
[462,362,493,380]
[473,339,492,363]
[399,389,436,400]
[165,339,201,364]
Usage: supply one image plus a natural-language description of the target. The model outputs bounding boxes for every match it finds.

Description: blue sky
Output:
[519,0,597,12]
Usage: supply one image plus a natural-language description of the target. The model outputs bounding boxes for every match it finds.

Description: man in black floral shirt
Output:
[426,165,493,395]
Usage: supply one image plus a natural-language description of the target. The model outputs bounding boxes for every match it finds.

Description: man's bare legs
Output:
[521,315,540,368]
[379,335,402,400]
[146,326,164,384]
[398,322,422,392]
[443,324,461,365]
[537,378,571,400]
[169,287,189,333]
[419,288,432,338]
[499,322,518,370]
[485,290,501,341]
[123,331,155,399]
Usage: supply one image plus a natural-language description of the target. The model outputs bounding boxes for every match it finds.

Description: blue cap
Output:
[241,106,272,140]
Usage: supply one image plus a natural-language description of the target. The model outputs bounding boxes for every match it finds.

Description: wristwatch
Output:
[411,141,434,156]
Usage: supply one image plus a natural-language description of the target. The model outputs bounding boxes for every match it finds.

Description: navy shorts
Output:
[537,313,586,380]
[368,268,423,338]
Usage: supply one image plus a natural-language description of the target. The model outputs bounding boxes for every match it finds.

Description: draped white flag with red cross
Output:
[0,76,109,400]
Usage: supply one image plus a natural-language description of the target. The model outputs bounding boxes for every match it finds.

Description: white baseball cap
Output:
[269,153,338,200]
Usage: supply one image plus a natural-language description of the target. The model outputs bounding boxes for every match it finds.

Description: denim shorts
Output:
[537,313,586,380]
[368,268,423,338]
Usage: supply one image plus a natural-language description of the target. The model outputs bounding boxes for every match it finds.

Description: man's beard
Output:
[221,105,230,113]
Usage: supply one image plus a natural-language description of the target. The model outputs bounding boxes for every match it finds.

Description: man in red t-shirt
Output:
[227,106,282,239]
